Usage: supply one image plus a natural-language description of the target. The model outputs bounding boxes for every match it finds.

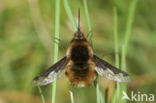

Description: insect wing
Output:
[32,57,67,86]
[94,55,131,82]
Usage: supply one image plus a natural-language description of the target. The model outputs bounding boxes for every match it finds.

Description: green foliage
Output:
[52,0,61,103]
[112,7,120,103]
[63,0,77,32]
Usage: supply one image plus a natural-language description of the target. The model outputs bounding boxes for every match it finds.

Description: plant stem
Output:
[122,0,138,58]
[100,91,105,103]
[38,86,46,103]
[96,82,100,103]
[120,0,138,103]
[63,0,77,32]
[113,8,119,69]
[113,7,120,103]
[52,0,61,103]
[83,0,93,43]
[69,91,75,103]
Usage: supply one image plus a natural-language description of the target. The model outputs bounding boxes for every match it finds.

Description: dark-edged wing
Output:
[94,55,131,82]
[32,56,67,86]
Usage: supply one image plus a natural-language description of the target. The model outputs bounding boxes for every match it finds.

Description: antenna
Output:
[78,8,80,32]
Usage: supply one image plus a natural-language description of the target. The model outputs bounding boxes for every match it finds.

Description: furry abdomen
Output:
[65,62,96,87]
[66,44,96,87]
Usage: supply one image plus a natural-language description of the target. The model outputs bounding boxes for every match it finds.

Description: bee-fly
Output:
[32,10,131,87]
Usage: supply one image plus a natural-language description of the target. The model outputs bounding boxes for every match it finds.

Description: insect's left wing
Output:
[94,55,131,82]
[32,56,67,86]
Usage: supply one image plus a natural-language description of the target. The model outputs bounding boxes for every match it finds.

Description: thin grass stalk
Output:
[96,82,100,103]
[120,0,138,103]
[83,0,93,43]
[121,0,138,82]
[69,91,75,103]
[63,0,77,32]
[52,0,61,103]
[112,7,120,103]
[38,86,46,103]
[112,89,117,103]
[113,8,119,68]
[100,91,105,103]
[120,46,127,103]
[122,0,138,57]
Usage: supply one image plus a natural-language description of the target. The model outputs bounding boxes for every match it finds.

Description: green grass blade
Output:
[38,86,46,103]
[120,0,138,103]
[122,0,138,56]
[116,83,121,103]
[96,82,100,103]
[112,89,117,103]
[100,91,105,103]
[120,46,127,103]
[112,7,120,103]
[113,8,119,69]
[69,91,75,103]
[52,0,61,103]
[63,0,77,32]
[83,0,93,43]
[121,0,138,80]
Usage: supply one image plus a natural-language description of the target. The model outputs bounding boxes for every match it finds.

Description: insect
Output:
[32,10,131,87]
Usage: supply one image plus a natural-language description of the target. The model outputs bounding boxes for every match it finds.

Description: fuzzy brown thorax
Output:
[73,31,85,40]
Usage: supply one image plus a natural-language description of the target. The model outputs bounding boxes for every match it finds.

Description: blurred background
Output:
[0,0,156,103]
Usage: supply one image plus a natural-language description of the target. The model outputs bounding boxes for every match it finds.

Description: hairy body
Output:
[65,35,96,87]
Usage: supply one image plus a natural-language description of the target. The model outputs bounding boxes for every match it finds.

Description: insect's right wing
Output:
[94,55,131,82]
[32,57,67,86]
